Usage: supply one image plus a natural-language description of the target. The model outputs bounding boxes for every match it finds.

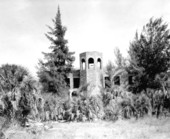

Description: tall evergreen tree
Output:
[38,7,75,95]
[128,18,170,93]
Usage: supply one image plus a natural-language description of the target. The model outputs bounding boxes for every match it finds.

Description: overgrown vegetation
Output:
[1,8,170,139]
[0,64,42,130]
[102,88,170,121]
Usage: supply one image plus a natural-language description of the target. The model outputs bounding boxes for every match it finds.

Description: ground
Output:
[3,117,170,139]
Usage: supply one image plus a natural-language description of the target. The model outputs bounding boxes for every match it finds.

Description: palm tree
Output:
[0,64,38,126]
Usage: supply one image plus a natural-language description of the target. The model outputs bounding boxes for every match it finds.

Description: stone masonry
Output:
[68,51,104,95]
[80,51,103,88]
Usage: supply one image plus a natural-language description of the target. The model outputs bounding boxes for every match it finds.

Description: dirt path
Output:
[5,117,170,139]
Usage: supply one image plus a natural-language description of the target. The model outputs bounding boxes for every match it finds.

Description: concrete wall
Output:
[79,51,104,95]
[68,51,104,95]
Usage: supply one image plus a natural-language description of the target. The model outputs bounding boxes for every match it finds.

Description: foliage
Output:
[105,47,129,92]
[37,7,75,95]
[0,64,29,93]
[114,47,127,68]
[0,64,41,127]
[101,87,170,121]
[128,17,170,93]
[105,61,115,90]
[42,84,104,122]
[41,92,69,121]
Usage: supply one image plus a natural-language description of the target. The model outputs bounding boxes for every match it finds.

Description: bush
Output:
[43,84,104,122]
[0,64,43,127]
[102,88,153,120]
[55,95,103,122]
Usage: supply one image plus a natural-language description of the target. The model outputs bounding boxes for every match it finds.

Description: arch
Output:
[88,58,94,69]
[97,58,102,69]
[72,91,78,97]
[81,59,86,70]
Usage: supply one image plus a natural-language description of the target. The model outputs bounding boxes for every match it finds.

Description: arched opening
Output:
[72,91,78,97]
[97,58,102,69]
[81,59,86,70]
[114,76,120,85]
[88,58,94,69]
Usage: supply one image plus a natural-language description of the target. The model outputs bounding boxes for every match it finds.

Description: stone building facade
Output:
[67,51,134,95]
[67,51,104,94]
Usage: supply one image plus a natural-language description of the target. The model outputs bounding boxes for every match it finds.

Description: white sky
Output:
[0,0,170,77]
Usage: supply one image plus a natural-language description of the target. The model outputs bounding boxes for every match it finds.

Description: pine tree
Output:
[128,17,170,93]
[38,7,75,95]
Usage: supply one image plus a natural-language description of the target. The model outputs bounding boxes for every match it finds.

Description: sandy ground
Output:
[4,117,170,139]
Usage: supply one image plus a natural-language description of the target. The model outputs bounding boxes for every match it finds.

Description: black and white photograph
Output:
[0,0,170,138]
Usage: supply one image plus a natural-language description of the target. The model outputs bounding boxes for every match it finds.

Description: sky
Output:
[0,0,170,77]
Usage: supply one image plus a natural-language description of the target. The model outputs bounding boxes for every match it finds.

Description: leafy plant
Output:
[0,64,41,127]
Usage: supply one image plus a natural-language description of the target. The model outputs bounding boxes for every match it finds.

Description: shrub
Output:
[0,64,42,127]
[102,88,153,120]
[45,83,105,122]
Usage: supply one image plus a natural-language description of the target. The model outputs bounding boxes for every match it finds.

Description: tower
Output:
[79,51,103,94]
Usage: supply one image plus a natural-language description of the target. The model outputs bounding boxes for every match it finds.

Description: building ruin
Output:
[67,51,104,95]
[67,51,133,95]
